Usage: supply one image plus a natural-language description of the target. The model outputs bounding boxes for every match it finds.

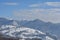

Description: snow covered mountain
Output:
[0,18,58,40]
[0,25,57,40]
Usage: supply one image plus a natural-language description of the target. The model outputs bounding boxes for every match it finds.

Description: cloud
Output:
[3,2,18,5]
[29,3,42,7]
[46,2,60,7]
[13,8,60,23]
[29,2,60,8]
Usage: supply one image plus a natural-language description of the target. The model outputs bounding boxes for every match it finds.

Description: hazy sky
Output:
[0,0,60,23]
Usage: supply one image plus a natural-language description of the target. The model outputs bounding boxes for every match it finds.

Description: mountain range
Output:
[0,18,59,40]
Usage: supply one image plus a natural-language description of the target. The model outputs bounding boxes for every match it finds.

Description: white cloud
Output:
[29,4,42,7]
[46,2,60,7]
[29,2,60,8]
[3,2,18,5]
[13,8,60,23]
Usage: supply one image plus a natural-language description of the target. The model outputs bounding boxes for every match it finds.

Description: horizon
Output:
[0,17,59,24]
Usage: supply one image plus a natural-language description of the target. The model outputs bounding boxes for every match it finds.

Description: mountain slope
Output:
[20,19,60,40]
[0,25,57,40]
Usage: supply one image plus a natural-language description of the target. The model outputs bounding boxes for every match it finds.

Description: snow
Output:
[0,25,55,40]
[1,30,9,34]
[46,36,54,40]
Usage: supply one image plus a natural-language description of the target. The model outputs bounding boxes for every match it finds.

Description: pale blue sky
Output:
[0,0,60,23]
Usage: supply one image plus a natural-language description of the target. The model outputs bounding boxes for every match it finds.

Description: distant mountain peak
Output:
[33,19,44,23]
[0,17,8,21]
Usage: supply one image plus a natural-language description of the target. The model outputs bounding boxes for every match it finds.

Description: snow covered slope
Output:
[0,25,57,40]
